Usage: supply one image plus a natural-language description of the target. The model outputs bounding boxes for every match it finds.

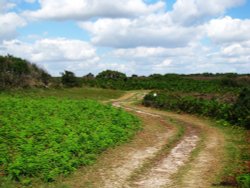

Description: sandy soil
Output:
[61,95,175,188]
[60,91,225,188]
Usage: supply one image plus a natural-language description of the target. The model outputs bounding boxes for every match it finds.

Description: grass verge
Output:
[212,120,250,187]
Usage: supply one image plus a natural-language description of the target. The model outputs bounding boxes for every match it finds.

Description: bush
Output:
[236,174,250,188]
[61,70,80,87]
[143,89,250,129]
[143,91,233,125]
[231,88,250,129]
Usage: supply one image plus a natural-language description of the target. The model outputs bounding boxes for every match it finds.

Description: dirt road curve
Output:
[63,91,225,188]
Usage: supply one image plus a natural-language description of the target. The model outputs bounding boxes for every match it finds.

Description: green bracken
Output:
[0,96,140,184]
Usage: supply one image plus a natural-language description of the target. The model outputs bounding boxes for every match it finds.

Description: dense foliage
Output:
[0,55,51,89]
[143,88,250,129]
[231,88,250,128]
[61,70,80,87]
[82,70,249,94]
[0,96,140,183]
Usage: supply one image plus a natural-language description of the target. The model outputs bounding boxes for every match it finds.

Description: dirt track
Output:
[62,91,226,188]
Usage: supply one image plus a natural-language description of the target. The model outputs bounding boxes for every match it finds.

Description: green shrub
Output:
[143,91,232,124]
[231,88,250,129]
[236,174,250,188]
[143,89,250,128]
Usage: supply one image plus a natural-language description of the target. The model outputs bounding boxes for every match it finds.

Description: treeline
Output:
[0,55,51,89]
[1,55,249,93]
[80,70,249,94]
[143,89,250,129]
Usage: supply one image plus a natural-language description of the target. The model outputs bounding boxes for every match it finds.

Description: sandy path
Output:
[61,94,176,188]
[61,92,225,188]
[132,131,200,188]
[179,120,225,188]
[101,98,176,188]
[130,105,225,188]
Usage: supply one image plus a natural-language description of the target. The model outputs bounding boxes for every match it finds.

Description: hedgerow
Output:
[143,88,250,129]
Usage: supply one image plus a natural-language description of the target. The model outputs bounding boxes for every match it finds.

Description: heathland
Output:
[0,55,249,187]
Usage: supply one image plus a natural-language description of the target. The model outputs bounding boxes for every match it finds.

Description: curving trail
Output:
[62,91,225,188]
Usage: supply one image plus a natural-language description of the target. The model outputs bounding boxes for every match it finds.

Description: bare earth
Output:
[60,91,226,188]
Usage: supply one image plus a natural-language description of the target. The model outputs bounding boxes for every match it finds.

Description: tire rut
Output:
[101,102,175,188]
[129,126,200,188]
[61,92,225,188]
[118,95,225,188]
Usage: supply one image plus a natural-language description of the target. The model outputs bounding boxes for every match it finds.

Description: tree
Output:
[96,70,127,80]
[83,73,95,80]
[61,70,79,87]
[41,72,51,86]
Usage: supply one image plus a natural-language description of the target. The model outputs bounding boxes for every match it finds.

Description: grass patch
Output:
[2,87,125,101]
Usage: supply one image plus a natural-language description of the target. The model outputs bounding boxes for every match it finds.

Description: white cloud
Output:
[169,0,245,25]
[79,15,202,48]
[218,42,250,60]
[1,0,249,75]
[0,38,100,75]
[152,59,172,72]
[112,46,194,59]
[0,0,16,13]
[206,16,250,44]
[208,41,250,67]
[23,0,165,20]
[0,12,26,41]
[107,40,250,75]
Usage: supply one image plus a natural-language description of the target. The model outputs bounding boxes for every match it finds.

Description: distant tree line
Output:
[79,70,250,94]
[1,55,249,93]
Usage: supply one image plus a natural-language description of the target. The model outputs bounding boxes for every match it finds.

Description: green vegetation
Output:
[82,70,249,94]
[0,55,51,89]
[7,87,125,101]
[143,88,250,129]
[61,70,80,87]
[237,174,250,188]
[1,56,249,187]
[214,121,249,187]
[0,96,140,185]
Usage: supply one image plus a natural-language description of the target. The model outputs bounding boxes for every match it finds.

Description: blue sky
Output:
[0,0,250,76]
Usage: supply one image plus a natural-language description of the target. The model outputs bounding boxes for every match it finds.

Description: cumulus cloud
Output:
[23,0,165,20]
[1,0,249,75]
[0,38,100,75]
[169,0,245,25]
[0,12,26,41]
[108,40,250,74]
[112,46,194,59]
[208,41,250,68]
[79,15,202,48]
[206,16,250,44]
[0,0,26,41]
[0,0,16,13]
